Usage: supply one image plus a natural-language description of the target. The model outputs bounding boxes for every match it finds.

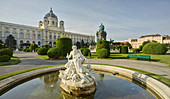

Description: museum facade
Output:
[0,8,95,48]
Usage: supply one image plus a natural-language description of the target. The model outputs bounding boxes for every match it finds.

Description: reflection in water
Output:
[0,71,155,99]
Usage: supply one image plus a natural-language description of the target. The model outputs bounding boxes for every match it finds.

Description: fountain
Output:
[59,45,96,96]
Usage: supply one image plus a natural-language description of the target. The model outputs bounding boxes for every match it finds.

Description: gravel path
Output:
[0,51,170,79]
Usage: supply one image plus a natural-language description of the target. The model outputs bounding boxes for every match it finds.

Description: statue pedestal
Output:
[60,80,96,96]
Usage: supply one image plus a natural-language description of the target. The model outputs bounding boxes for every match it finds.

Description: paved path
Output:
[0,52,170,79]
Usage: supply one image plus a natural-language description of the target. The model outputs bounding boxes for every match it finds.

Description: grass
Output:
[0,57,21,66]
[87,63,170,87]
[0,64,63,80]
[37,55,67,60]
[86,52,170,67]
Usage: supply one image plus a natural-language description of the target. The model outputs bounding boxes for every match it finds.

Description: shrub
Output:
[30,43,38,52]
[96,40,110,57]
[43,44,49,49]
[35,48,39,52]
[142,42,168,55]
[18,48,23,51]
[47,47,61,59]
[0,43,6,49]
[139,45,143,51]
[133,48,140,53]
[0,55,10,62]
[0,48,13,57]
[37,47,48,55]
[26,49,30,52]
[80,48,90,56]
[23,48,27,52]
[97,48,110,58]
[120,46,128,54]
[55,36,72,57]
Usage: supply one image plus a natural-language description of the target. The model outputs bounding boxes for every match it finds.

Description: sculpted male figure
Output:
[64,45,87,79]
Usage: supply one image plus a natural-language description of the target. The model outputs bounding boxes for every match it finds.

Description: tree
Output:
[0,39,4,44]
[5,34,17,49]
[76,42,81,49]
[125,42,132,49]
[142,40,150,47]
[81,39,84,48]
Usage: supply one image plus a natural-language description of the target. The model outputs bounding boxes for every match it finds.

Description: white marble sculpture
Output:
[59,45,95,88]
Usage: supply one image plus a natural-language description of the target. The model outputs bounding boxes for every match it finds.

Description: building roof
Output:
[131,39,138,42]
[44,8,57,19]
[139,34,161,38]
[165,36,170,40]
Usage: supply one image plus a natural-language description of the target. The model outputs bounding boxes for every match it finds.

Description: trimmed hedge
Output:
[23,48,27,52]
[43,44,49,49]
[26,49,30,52]
[120,46,128,54]
[37,47,48,55]
[142,42,168,55]
[35,48,39,52]
[139,45,143,51]
[0,43,6,49]
[47,47,61,59]
[133,48,140,53]
[0,48,13,57]
[96,40,110,58]
[30,43,38,52]
[80,48,90,56]
[0,55,10,62]
[56,36,72,57]
[97,48,110,58]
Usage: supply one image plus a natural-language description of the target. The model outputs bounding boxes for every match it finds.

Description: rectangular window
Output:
[20,29,23,31]
[5,27,9,29]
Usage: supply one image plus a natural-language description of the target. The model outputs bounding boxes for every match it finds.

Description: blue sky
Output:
[0,0,170,41]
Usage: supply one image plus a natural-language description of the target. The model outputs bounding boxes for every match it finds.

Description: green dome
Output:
[99,23,104,31]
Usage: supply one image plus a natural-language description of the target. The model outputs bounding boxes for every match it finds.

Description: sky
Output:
[0,0,170,41]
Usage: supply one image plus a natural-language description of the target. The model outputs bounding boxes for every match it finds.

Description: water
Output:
[0,71,155,99]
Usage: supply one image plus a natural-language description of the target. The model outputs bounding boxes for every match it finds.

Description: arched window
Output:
[12,32,17,38]
[32,33,35,39]
[5,31,10,37]
[20,32,24,38]
[38,41,41,45]
[32,41,35,44]
[26,41,30,44]
[49,35,52,39]
[53,42,56,46]
[26,33,30,38]
[52,21,55,25]
[38,34,41,39]
[54,35,56,40]
[20,40,23,44]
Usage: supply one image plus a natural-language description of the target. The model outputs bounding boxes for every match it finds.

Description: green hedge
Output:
[30,43,38,52]
[139,45,143,51]
[0,48,13,57]
[80,48,90,56]
[47,47,61,59]
[43,44,49,49]
[142,42,168,55]
[37,47,48,55]
[35,48,39,52]
[97,48,110,58]
[133,48,140,53]
[23,48,27,52]
[0,55,10,62]
[0,43,6,49]
[55,36,72,57]
[120,46,128,54]
[26,49,30,52]
[96,40,110,58]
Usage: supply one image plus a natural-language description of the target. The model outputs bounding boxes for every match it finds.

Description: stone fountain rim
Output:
[0,65,169,99]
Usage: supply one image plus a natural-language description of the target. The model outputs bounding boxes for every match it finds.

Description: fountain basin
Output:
[0,65,169,98]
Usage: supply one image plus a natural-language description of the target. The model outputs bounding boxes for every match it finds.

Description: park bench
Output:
[127,54,151,60]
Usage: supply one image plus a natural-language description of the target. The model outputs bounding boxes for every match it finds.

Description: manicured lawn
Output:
[0,57,21,66]
[37,55,67,60]
[0,64,63,80]
[86,52,170,67]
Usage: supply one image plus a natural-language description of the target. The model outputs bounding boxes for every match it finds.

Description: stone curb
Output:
[91,65,170,99]
[0,65,169,99]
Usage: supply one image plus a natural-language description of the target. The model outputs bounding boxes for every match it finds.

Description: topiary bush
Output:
[133,48,140,53]
[0,48,13,57]
[120,45,128,54]
[47,47,61,59]
[26,49,30,52]
[37,47,48,55]
[35,48,39,52]
[43,44,50,49]
[23,48,27,52]
[30,43,38,52]
[0,55,10,62]
[139,45,143,51]
[96,40,110,58]
[142,42,168,55]
[97,48,110,58]
[55,36,72,57]
[80,48,90,56]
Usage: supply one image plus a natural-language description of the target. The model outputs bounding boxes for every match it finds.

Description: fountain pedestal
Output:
[59,46,96,96]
